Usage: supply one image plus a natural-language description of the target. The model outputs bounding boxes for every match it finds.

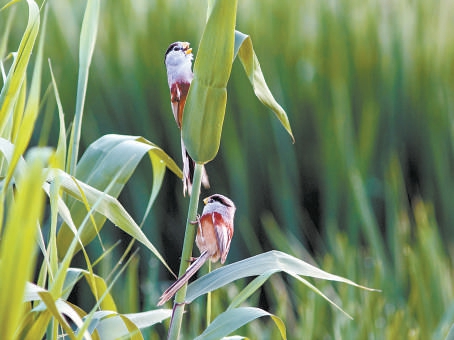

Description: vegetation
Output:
[1,0,453,339]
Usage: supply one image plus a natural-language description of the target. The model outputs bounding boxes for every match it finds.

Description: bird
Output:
[157,194,236,306]
[164,41,210,196]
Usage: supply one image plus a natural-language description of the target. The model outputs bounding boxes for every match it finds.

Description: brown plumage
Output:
[157,194,236,306]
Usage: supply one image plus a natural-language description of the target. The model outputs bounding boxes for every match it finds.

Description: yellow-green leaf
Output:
[0,148,50,340]
[234,31,294,142]
[0,0,39,138]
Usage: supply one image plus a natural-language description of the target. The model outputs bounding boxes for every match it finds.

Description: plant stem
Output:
[206,261,212,327]
[167,163,203,340]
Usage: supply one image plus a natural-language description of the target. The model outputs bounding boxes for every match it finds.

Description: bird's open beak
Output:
[182,42,192,55]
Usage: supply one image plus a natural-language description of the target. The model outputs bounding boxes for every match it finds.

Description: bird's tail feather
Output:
[157,251,210,306]
[181,138,209,196]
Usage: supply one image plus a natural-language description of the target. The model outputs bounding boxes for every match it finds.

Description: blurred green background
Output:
[4,0,454,338]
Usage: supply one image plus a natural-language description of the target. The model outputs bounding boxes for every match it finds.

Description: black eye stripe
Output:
[165,43,179,56]
[208,195,233,207]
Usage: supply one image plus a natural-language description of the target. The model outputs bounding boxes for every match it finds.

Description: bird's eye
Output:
[173,46,181,51]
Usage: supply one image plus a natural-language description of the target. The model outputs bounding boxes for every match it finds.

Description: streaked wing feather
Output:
[212,212,232,264]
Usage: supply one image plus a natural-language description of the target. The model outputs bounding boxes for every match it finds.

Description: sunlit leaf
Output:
[0,0,39,136]
[6,0,46,181]
[48,59,67,170]
[37,291,91,340]
[0,148,50,340]
[51,167,174,275]
[88,309,172,338]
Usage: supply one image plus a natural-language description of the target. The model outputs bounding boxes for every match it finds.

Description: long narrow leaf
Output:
[0,148,50,340]
[186,251,378,311]
[67,0,100,175]
[48,59,67,170]
[0,0,39,135]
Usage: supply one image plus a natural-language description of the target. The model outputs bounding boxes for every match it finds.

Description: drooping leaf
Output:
[186,250,378,316]
[56,134,179,264]
[51,167,174,276]
[234,31,294,142]
[37,291,89,340]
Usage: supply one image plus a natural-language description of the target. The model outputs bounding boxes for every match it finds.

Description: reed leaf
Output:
[0,0,39,137]
[234,31,294,142]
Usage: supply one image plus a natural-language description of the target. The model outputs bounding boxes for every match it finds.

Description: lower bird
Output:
[158,194,236,306]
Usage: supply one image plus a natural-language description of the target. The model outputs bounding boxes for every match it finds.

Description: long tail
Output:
[181,138,209,196]
[157,251,210,306]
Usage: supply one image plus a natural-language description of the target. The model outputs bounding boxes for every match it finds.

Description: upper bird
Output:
[164,41,209,196]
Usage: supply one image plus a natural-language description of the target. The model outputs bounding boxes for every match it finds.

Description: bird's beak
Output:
[203,197,209,205]
[182,42,192,55]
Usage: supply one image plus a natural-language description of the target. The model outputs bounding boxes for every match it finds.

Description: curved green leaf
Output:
[57,134,180,261]
[234,31,294,142]
[51,167,174,275]
[37,291,90,340]
[186,250,379,316]
[183,0,237,163]
[194,307,286,340]
[85,311,141,340]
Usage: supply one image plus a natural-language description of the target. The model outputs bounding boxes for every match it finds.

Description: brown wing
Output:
[212,212,233,264]
[170,81,190,128]
[170,80,209,195]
